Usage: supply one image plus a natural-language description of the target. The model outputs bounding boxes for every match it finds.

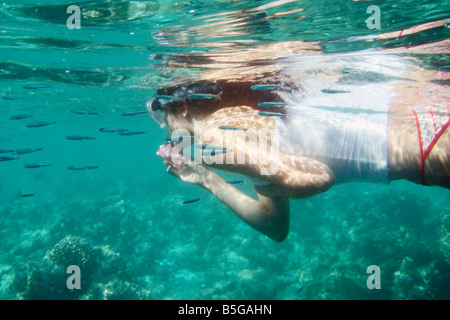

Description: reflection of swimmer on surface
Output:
[148,37,450,242]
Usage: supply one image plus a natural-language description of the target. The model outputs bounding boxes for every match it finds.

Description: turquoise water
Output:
[0,0,449,300]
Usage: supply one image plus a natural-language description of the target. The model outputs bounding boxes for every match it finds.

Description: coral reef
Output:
[88,280,151,300]
[10,236,150,300]
[47,236,98,273]
[1,182,448,300]
[12,236,98,299]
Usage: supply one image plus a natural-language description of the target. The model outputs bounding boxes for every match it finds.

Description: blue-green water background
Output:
[0,0,449,299]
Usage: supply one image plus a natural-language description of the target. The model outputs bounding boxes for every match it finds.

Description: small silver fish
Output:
[182,198,201,204]
[257,111,286,117]
[120,111,148,116]
[258,102,287,108]
[154,95,184,101]
[118,131,148,136]
[321,89,350,94]
[1,96,24,100]
[25,163,51,168]
[251,84,281,90]
[202,149,230,156]
[99,127,128,133]
[22,84,50,89]
[188,94,218,99]
[218,126,247,131]
[165,136,194,142]
[65,136,96,140]
[20,193,35,197]
[11,148,42,154]
[0,156,19,161]
[196,144,226,151]
[68,165,98,170]
[9,114,32,120]
[26,121,56,128]
[225,180,244,184]
[69,110,99,115]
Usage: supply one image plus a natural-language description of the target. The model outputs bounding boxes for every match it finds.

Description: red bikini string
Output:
[413,110,450,185]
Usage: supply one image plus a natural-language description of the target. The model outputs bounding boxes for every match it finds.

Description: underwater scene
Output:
[0,0,449,300]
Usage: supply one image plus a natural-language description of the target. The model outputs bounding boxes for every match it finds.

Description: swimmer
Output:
[148,38,449,242]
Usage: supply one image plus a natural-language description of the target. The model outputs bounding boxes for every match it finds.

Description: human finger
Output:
[167,165,180,178]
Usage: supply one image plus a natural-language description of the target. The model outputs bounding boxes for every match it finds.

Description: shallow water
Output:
[0,0,449,300]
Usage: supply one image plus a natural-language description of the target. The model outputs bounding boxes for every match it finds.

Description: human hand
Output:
[157,142,209,186]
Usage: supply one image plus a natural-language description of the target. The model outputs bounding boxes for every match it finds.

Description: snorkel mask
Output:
[147,93,189,130]
[148,82,222,129]
[147,98,166,128]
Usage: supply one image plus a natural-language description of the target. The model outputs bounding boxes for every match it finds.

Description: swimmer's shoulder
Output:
[206,105,276,131]
[208,105,255,121]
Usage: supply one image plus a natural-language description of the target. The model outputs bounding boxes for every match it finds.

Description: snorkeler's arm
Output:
[201,113,336,198]
[166,159,289,242]
[207,146,336,199]
[202,168,290,242]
